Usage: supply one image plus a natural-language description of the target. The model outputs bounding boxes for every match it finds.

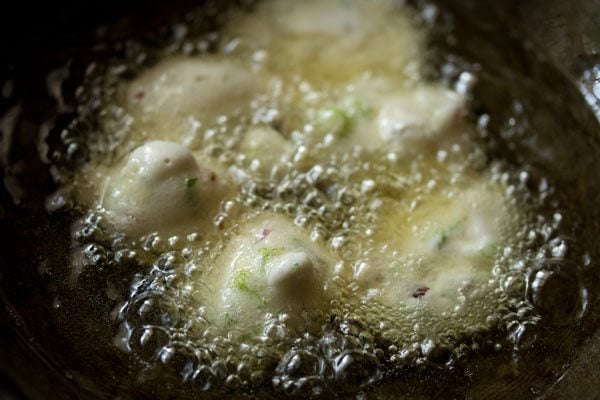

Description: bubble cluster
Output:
[39,0,599,398]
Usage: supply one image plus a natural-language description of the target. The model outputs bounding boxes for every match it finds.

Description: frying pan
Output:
[1,0,600,398]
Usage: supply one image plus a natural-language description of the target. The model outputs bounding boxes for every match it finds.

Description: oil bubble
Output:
[333,350,382,392]
[529,269,583,326]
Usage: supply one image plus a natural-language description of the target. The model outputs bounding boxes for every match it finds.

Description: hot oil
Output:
[1,0,599,399]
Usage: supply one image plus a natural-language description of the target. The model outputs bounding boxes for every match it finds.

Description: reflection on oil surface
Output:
[1,0,600,399]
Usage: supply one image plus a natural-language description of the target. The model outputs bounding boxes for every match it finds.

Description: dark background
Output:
[0,3,140,398]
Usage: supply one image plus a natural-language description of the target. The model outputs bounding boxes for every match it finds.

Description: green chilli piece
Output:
[479,242,499,261]
[233,269,261,299]
[259,247,284,265]
[292,262,301,272]
[184,177,198,204]
[434,219,465,250]
[316,106,351,138]
[223,312,236,327]
[186,177,198,189]
[343,94,374,118]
